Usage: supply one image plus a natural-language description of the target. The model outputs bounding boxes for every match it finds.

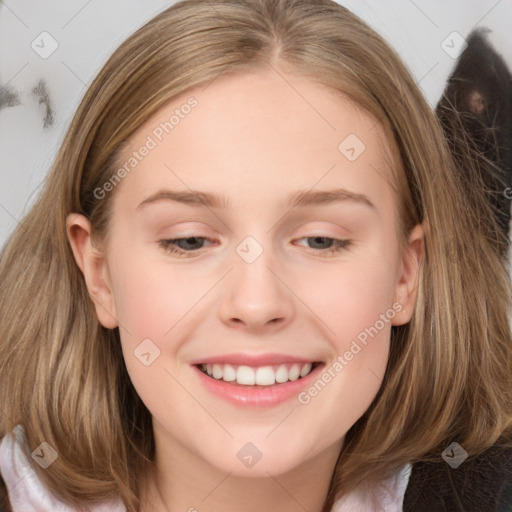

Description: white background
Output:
[1,0,511,248]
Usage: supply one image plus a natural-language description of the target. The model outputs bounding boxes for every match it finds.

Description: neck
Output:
[139,434,342,512]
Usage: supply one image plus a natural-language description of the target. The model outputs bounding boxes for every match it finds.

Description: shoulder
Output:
[403,443,512,511]
[0,425,126,512]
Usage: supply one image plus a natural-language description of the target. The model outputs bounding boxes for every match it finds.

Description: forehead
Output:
[112,68,398,212]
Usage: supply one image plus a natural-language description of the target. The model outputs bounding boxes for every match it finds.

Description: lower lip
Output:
[191,363,324,407]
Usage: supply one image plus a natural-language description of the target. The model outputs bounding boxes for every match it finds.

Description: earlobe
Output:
[65,213,119,329]
[392,223,425,326]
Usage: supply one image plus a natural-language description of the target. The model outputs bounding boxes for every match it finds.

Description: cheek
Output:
[106,247,214,385]
[339,265,396,378]
[112,273,168,339]
[301,256,398,340]
[296,256,395,402]
[108,248,194,337]
[296,263,394,443]
[107,255,190,408]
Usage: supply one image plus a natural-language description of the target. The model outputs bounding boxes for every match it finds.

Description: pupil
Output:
[311,236,331,249]
[180,237,202,250]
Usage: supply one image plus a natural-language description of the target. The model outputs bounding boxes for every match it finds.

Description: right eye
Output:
[294,236,353,256]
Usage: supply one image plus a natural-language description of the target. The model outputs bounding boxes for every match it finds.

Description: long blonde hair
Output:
[1,1,511,510]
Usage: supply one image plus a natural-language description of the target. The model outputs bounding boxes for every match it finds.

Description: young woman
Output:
[1,1,511,510]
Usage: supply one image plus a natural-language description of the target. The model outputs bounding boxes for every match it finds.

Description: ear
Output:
[66,213,118,329]
[391,223,425,326]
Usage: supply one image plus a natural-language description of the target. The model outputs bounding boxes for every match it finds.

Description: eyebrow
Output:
[136,188,376,211]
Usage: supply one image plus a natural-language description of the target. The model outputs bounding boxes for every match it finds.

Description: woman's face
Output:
[70,69,423,477]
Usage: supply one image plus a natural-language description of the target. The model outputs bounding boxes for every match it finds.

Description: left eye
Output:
[158,235,352,258]
[159,236,212,256]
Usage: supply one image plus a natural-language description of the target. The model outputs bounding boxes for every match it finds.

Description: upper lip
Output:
[190,353,321,367]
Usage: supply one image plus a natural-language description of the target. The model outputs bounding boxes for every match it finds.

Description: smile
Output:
[191,355,325,407]
[197,362,317,386]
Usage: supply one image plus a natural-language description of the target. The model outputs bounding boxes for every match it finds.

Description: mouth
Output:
[194,361,322,387]
[190,353,326,406]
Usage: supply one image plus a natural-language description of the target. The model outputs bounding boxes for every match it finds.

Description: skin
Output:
[67,67,424,512]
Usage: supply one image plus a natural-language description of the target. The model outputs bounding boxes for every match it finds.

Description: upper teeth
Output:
[201,363,313,386]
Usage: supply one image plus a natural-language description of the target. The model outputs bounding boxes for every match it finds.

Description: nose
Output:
[218,245,295,334]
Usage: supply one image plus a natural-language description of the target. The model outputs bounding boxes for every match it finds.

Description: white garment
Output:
[330,462,412,512]
[0,425,125,512]
[0,425,411,512]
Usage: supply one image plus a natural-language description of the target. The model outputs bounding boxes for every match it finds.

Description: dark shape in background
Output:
[31,78,54,128]
[0,85,20,110]
[435,28,512,258]
[0,79,55,128]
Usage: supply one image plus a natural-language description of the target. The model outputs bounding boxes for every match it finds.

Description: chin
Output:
[199,437,318,478]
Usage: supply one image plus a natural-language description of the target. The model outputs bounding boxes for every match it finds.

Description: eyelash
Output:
[158,236,352,258]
